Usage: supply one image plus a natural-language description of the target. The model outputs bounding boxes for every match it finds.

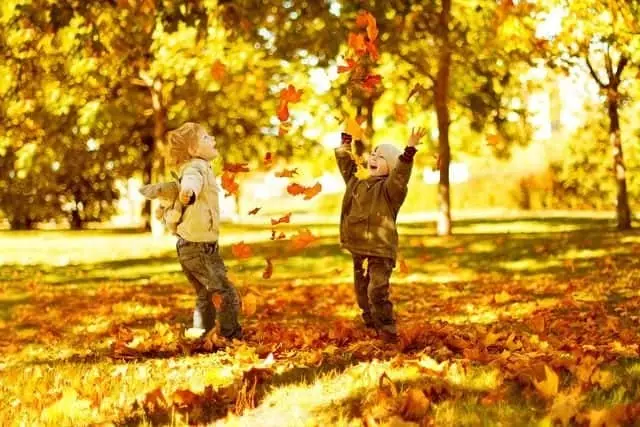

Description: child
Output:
[335,127,427,343]
[166,122,242,340]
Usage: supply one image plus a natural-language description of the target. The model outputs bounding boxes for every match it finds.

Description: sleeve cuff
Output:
[399,146,417,162]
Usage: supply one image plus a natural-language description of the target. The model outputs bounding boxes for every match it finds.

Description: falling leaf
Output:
[223,162,250,173]
[277,101,290,122]
[533,365,559,399]
[248,207,261,215]
[356,11,371,28]
[271,213,292,226]
[286,183,306,196]
[290,229,317,250]
[400,388,430,421]
[262,258,273,279]
[365,40,379,60]
[338,58,357,74]
[243,293,257,316]
[271,230,286,240]
[303,182,322,200]
[210,60,226,82]
[486,134,500,146]
[221,171,239,197]
[394,104,408,123]
[280,84,303,103]
[231,242,253,259]
[275,168,298,178]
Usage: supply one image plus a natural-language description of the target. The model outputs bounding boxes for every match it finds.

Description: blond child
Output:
[167,122,242,340]
[335,128,427,343]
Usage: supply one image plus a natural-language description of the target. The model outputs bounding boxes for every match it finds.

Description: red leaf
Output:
[277,101,290,122]
[355,11,371,28]
[210,60,226,82]
[280,84,303,103]
[223,162,250,173]
[275,168,298,178]
[262,258,273,279]
[231,241,253,259]
[271,212,292,226]
[221,171,239,197]
[286,183,306,196]
[338,58,357,73]
[248,207,261,215]
[365,40,379,60]
[362,74,382,91]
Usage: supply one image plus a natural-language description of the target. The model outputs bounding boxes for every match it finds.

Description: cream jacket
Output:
[176,158,220,242]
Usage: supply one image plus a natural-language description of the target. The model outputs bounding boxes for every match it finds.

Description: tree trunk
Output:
[70,208,83,230]
[149,81,168,235]
[10,217,34,230]
[434,0,452,236]
[141,134,154,231]
[607,91,632,230]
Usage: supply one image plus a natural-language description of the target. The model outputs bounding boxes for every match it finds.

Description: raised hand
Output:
[408,127,428,147]
[341,132,353,145]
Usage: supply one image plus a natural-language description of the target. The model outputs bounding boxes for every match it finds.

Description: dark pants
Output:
[352,254,396,334]
[176,238,241,338]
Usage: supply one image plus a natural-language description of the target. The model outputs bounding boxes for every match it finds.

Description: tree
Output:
[553,0,639,229]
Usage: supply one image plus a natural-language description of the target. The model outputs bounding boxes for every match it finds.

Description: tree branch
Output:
[585,54,608,88]
[614,54,629,83]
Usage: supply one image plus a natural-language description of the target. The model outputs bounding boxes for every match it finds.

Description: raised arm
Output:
[384,127,427,207]
[334,132,357,183]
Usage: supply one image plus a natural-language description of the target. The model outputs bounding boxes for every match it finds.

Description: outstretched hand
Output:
[408,127,427,147]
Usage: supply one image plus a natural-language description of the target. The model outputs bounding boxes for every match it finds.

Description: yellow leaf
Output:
[533,365,559,399]
[346,117,365,140]
[547,388,583,427]
[355,164,370,180]
[494,290,511,304]
[483,331,501,346]
[243,293,257,316]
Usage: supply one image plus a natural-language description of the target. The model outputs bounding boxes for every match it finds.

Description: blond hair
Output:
[167,122,206,166]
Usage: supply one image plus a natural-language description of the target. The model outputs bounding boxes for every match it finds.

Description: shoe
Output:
[223,329,243,341]
[185,327,207,340]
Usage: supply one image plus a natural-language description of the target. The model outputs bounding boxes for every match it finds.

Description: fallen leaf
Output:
[494,290,512,304]
[547,388,583,427]
[221,171,239,197]
[262,258,273,279]
[533,365,559,399]
[400,388,430,421]
[275,168,298,178]
[271,213,292,226]
[529,315,545,334]
[231,242,253,259]
[290,229,317,250]
[248,207,261,215]
[243,293,257,316]
[223,163,250,173]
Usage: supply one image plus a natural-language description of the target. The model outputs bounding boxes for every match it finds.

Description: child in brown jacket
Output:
[335,128,426,342]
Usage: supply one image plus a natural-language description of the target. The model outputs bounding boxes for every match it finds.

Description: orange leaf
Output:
[290,228,317,251]
[399,258,410,275]
[223,162,250,173]
[271,212,292,226]
[400,388,430,422]
[346,118,365,140]
[486,134,500,146]
[231,241,253,259]
[278,122,291,136]
[243,293,257,316]
[303,182,322,200]
[355,11,371,28]
[394,104,408,123]
[286,183,306,196]
[348,32,367,54]
[338,58,357,73]
[210,60,226,82]
[262,258,273,279]
[280,84,303,103]
[277,101,290,122]
[171,389,201,410]
[221,171,239,197]
[365,40,379,60]
[275,168,298,178]
[366,16,379,42]
[264,152,273,167]
[248,207,261,215]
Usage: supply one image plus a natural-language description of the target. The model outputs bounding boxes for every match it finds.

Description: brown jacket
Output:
[335,144,414,260]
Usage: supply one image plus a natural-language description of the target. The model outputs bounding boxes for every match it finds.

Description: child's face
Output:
[189,132,218,160]
[368,148,390,177]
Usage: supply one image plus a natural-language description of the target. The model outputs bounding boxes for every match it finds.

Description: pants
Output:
[176,238,241,338]
[352,254,396,334]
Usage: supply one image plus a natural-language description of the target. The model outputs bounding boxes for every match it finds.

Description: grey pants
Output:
[176,238,241,338]
[352,254,396,334]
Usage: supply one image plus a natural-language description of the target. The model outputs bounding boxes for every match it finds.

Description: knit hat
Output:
[374,143,402,172]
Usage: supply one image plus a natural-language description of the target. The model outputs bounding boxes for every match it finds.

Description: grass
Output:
[0,214,639,426]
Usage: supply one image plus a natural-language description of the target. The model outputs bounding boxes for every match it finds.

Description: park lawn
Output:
[0,216,640,426]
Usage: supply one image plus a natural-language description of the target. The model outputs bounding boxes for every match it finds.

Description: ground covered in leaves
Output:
[1,215,640,426]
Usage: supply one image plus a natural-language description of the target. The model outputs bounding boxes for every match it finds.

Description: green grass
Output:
[0,215,639,426]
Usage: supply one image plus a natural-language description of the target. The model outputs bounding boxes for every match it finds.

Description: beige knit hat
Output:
[374,143,402,172]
